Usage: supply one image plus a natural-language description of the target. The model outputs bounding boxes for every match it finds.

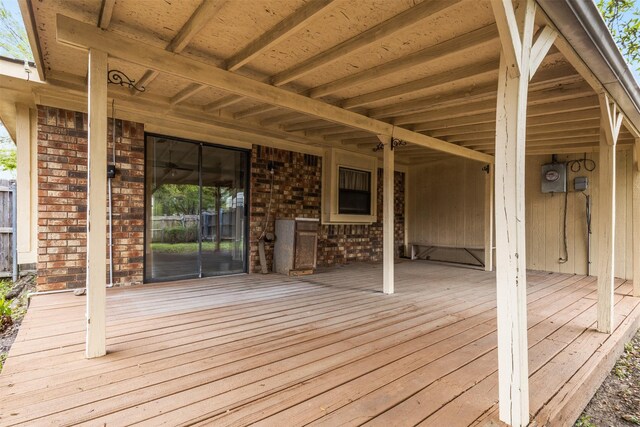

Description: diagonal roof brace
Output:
[55,14,493,164]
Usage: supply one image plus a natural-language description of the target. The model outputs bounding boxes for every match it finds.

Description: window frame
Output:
[322,148,377,224]
[337,166,372,215]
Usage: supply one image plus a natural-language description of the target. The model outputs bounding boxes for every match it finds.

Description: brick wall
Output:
[36,106,144,291]
[318,168,405,265]
[36,110,403,288]
[249,145,404,273]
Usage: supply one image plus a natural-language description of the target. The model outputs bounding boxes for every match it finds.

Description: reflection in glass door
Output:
[145,135,248,282]
[200,145,246,276]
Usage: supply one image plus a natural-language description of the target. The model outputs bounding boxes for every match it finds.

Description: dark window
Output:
[338,167,371,215]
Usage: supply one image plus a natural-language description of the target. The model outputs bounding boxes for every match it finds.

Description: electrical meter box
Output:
[541,163,567,193]
[574,176,588,191]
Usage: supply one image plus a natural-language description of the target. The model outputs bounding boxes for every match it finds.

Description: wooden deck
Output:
[0,262,638,426]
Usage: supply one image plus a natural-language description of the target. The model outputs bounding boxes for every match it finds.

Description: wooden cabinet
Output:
[274,218,319,276]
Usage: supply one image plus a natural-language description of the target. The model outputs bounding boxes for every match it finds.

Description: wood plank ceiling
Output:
[27,0,635,164]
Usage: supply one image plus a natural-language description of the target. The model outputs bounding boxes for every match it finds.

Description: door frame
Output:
[143,132,251,283]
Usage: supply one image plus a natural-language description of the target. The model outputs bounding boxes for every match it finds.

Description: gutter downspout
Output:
[11,180,17,282]
[107,101,116,288]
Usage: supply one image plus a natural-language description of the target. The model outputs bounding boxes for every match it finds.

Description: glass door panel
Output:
[200,145,247,276]
[145,135,248,282]
[145,136,200,281]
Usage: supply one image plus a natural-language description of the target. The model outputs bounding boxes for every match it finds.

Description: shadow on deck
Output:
[0,261,638,426]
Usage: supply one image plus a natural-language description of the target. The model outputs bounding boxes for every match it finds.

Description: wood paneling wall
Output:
[407,157,485,249]
[407,150,635,279]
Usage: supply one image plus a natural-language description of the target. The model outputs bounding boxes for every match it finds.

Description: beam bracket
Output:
[373,138,407,152]
[108,70,146,92]
[391,137,407,150]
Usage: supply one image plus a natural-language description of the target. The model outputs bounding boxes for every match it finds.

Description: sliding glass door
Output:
[200,145,246,277]
[145,135,248,282]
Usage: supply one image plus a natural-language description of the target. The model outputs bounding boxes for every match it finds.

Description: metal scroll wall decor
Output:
[373,137,407,152]
[107,70,146,92]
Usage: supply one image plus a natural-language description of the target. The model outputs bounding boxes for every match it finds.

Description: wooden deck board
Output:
[0,262,638,427]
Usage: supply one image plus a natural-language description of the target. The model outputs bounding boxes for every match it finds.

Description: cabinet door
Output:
[294,230,317,269]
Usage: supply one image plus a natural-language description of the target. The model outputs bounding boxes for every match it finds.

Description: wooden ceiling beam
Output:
[170,83,207,105]
[341,137,377,146]
[529,26,558,78]
[258,112,303,127]
[204,95,244,112]
[270,0,462,86]
[43,71,327,150]
[285,119,335,132]
[225,0,336,71]
[323,130,371,141]
[465,135,634,150]
[238,49,572,131]
[367,65,579,119]
[133,0,226,95]
[342,59,498,109]
[537,6,640,139]
[98,0,116,29]
[448,127,600,144]
[407,95,598,129]
[461,133,607,149]
[234,104,279,119]
[216,0,337,109]
[57,14,493,163]
[305,125,348,137]
[380,77,590,127]
[430,118,601,138]
[286,78,584,132]
[167,0,226,53]
[309,23,499,99]
[481,141,634,154]
[415,108,600,132]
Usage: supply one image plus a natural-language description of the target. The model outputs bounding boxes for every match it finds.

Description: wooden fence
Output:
[0,179,15,277]
[151,210,238,243]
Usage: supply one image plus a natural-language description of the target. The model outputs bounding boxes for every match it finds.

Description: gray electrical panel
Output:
[574,176,588,191]
[541,163,567,193]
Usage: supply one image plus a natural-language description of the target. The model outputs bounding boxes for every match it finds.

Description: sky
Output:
[0,0,27,58]
[4,0,19,18]
[0,0,23,179]
[610,4,640,83]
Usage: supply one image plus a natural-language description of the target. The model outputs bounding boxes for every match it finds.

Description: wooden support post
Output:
[634,139,640,297]
[491,0,538,425]
[86,48,108,359]
[484,165,494,272]
[380,135,394,294]
[596,94,623,333]
[15,104,31,258]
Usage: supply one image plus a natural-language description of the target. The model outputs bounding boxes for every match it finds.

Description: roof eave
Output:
[17,0,45,81]
[537,0,640,136]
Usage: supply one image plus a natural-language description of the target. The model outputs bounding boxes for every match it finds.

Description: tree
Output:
[0,130,16,176]
[0,0,32,60]
[597,0,640,73]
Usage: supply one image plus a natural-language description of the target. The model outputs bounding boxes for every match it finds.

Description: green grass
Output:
[613,341,639,379]
[574,415,597,427]
[151,241,239,254]
[0,280,11,299]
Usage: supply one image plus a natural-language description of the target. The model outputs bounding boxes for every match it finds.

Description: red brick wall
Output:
[36,106,144,291]
[36,109,403,288]
[249,145,405,273]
